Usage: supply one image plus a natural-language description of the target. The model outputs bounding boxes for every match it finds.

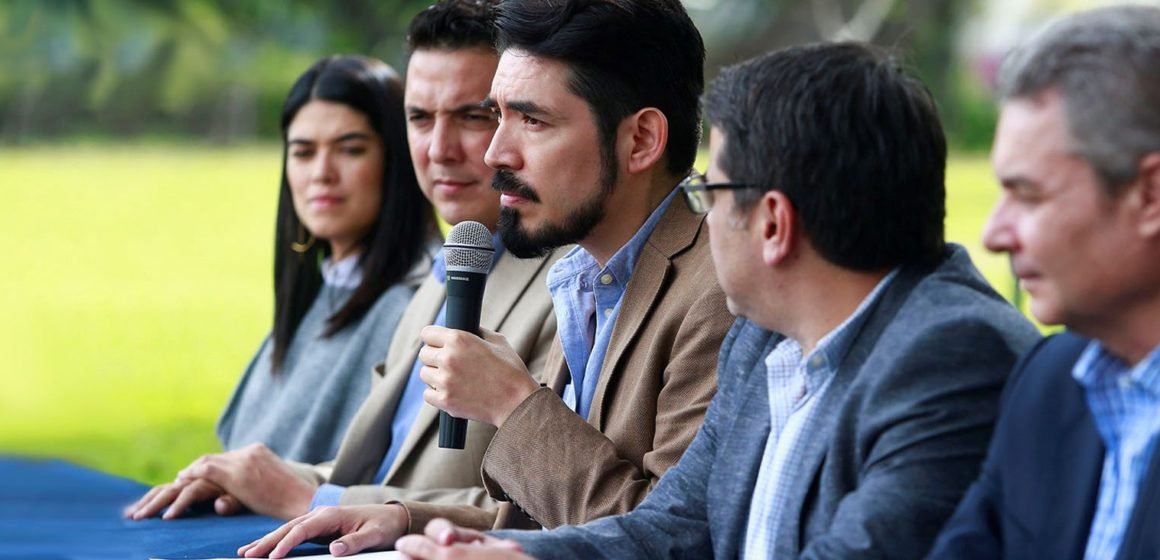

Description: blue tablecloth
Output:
[0,457,329,559]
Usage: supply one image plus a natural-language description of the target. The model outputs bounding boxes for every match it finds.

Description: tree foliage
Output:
[0,0,434,142]
[0,0,983,146]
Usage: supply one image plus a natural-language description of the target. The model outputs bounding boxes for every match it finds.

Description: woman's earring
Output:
[290,223,315,254]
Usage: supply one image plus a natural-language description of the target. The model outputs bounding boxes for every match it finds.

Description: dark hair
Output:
[272,55,433,371]
[494,0,704,178]
[705,43,947,271]
[998,5,1160,193]
[406,0,498,53]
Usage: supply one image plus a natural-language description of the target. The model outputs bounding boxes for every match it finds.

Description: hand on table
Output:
[237,504,408,558]
[418,326,540,428]
[123,443,315,521]
[395,518,530,560]
[123,477,238,520]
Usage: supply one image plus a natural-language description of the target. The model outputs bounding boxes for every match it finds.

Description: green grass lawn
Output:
[0,146,1018,485]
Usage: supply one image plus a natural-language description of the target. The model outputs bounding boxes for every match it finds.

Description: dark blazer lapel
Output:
[329,275,444,484]
[588,202,704,429]
[772,264,924,554]
[1042,398,1103,560]
[715,331,780,558]
[385,252,548,481]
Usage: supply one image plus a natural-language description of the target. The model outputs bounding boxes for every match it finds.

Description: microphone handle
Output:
[439,270,488,449]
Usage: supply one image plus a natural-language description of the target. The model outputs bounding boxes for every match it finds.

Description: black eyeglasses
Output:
[679,170,760,214]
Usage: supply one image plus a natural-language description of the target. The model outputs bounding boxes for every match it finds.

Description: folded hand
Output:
[395,518,531,560]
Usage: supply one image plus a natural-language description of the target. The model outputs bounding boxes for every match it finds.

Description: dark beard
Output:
[491,128,621,258]
[497,200,603,258]
[492,166,616,259]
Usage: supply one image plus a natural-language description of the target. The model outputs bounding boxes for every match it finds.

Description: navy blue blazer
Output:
[930,332,1160,560]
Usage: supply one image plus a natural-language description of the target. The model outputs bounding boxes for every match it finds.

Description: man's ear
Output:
[1135,152,1160,239]
[758,190,797,266]
[621,108,668,174]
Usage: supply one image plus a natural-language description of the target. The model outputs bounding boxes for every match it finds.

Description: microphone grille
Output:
[445,221,495,273]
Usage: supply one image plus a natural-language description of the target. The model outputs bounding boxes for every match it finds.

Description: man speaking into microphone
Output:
[237,1,735,553]
[406,0,734,534]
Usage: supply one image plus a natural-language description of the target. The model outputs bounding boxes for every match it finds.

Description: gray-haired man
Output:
[931,5,1160,559]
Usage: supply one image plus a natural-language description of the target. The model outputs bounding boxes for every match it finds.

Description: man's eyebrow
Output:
[407,103,491,114]
[481,97,551,117]
[506,100,550,117]
[997,175,1038,191]
[453,102,492,114]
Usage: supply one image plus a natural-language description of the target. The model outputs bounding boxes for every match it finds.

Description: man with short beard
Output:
[237,0,734,556]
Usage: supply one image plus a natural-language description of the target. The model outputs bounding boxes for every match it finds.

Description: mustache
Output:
[491,170,541,203]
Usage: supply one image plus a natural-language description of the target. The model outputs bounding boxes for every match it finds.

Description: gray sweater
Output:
[216,281,415,464]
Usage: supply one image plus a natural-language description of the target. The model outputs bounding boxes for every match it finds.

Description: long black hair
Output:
[271,55,433,372]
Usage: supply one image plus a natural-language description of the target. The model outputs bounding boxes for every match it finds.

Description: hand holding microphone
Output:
[420,221,543,449]
[438,221,494,449]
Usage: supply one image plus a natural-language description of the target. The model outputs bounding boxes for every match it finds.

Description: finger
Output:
[124,484,167,518]
[182,458,233,489]
[176,453,213,480]
[177,456,218,481]
[418,344,440,368]
[422,382,447,410]
[238,515,308,558]
[327,525,390,557]
[418,363,446,387]
[424,518,486,546]
[419,325,450,347]
[266,514,343,559]
[162,480,219,520]
[424,518,457,545]
[215,494,242,516]
[131,484,184,520]
[176,465,200,481]
[395,535,441,560]
[494,539,525,552]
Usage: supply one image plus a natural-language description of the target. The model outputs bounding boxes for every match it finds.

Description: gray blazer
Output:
[500,245,1041,559]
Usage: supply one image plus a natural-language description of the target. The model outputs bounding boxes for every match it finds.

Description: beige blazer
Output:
[401,200,735,531]
[290,248,561,510]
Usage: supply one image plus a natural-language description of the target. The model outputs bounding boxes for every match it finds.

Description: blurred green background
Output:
[0,0,1099,484]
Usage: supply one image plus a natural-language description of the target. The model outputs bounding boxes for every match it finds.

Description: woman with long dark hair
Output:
[216,55,437,464]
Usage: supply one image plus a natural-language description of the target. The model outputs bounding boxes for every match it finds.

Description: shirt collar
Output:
[546,187,679,292]
[432,230,506,284]
[796,268,900,377]
[321,254,363,289]
[1073,340,1160,398]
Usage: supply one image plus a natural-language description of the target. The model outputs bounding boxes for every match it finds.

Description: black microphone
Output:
[439,220,495,449]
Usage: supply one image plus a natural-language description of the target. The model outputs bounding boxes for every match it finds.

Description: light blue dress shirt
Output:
[548,188,677,420]
[1074,341,1160,560]
[743,269,898,558]
[311,233,505,510]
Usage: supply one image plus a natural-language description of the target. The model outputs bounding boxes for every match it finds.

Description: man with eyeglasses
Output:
[310,42,1043,560]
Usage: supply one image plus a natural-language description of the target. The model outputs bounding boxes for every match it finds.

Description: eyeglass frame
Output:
[678,170,762,214]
